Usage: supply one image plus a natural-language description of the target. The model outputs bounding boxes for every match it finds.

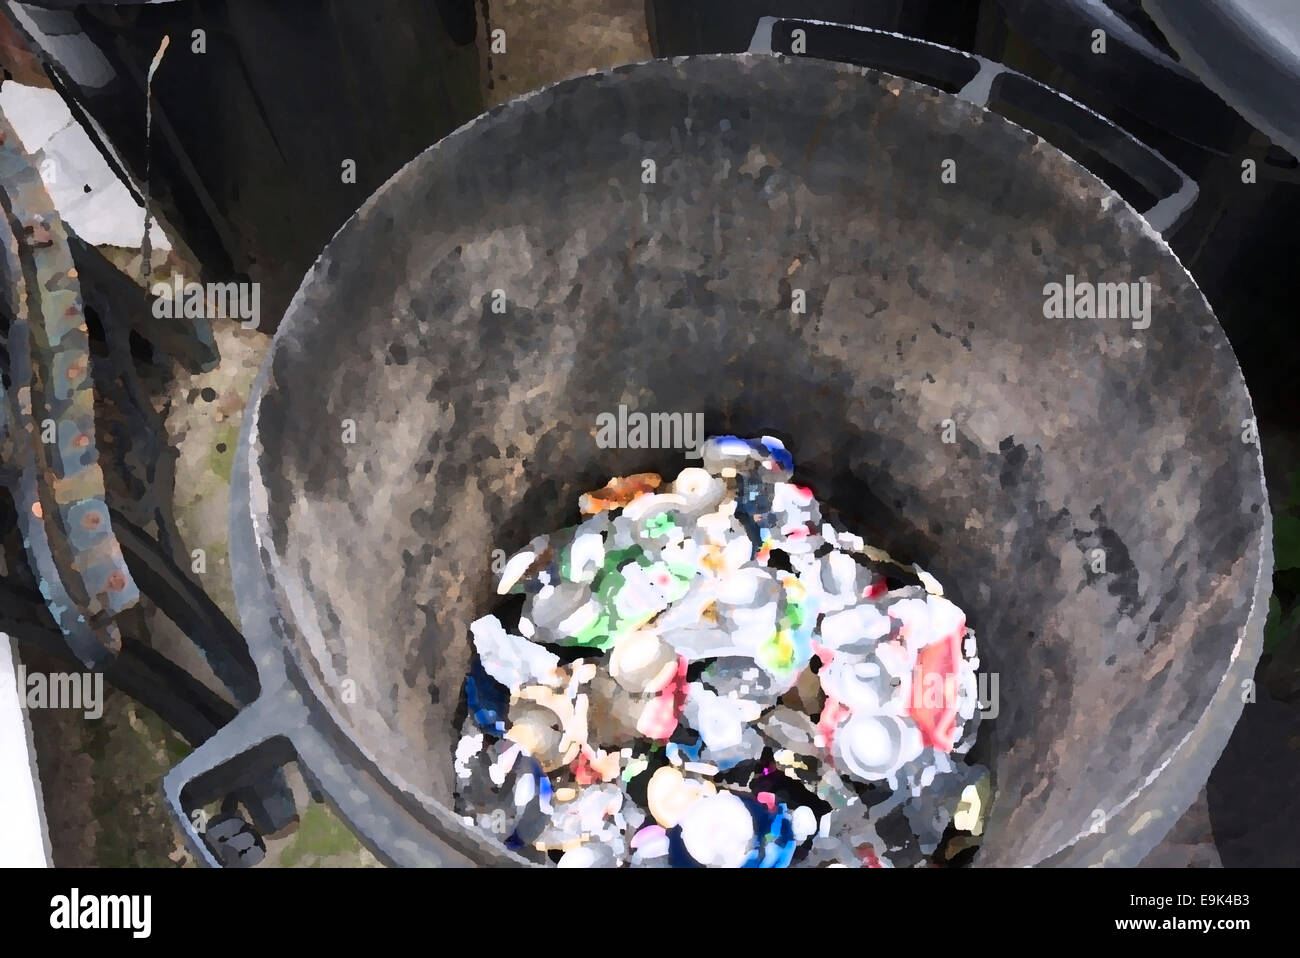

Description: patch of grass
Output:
[201,538,229,570]
[1274,514,1300,572]
[278,803,365,867]
[1264,594,1300,654]
[88,698,192,867]
[206,421,240,483]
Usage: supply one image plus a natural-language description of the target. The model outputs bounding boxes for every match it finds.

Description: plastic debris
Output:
[952,772,992,838]
[646,765,717,828]
[676,790,756,867]
[451,437,989,866]
[579,473,662,515]
[470,614,562,692]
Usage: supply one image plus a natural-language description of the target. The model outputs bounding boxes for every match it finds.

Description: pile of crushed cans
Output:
[452,436,990,867]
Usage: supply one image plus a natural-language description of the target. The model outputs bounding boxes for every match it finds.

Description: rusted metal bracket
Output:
[0,105,138,668]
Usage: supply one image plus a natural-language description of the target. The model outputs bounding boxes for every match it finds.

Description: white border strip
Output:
[0,634,53,867]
